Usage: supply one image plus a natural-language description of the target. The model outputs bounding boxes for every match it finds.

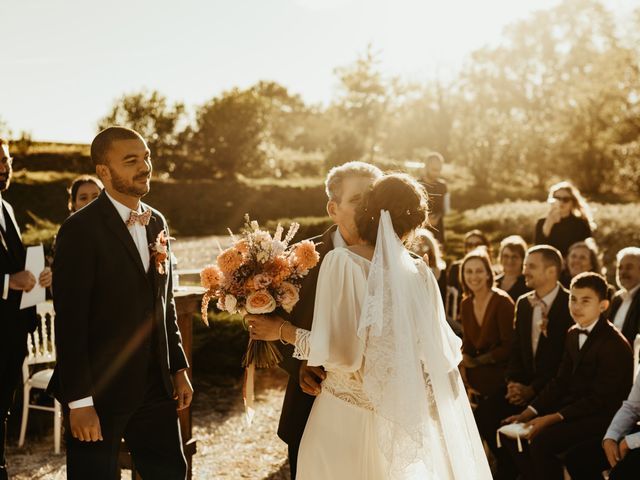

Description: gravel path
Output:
[5,369,291,480]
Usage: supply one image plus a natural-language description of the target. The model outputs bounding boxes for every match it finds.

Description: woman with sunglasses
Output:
[534,181,595,257]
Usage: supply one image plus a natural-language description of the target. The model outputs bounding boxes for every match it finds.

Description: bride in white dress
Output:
[249,174,492,479]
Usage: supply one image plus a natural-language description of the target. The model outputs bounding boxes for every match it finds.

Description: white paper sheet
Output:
[20,244,46,309]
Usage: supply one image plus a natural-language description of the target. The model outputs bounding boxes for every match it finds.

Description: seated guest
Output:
[67,175,103,213]
[611,247,640,346]
[495,235,530,302]
[475,245,572,480]
[560,238,603,288]
[534,181,594,257]
[602,371,640,479]
[460,248,515,398]
[503,272,633,480]
[410,227,447,299]
[447,229,491,320]
[565,369,640,479]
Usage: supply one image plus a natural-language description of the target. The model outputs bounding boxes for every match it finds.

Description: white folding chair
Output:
[18,301,62,454]
[445,286,459,323]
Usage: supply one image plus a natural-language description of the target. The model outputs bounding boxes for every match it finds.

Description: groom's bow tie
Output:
[127,209,151,227]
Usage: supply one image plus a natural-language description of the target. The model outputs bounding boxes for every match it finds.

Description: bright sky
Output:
[1,0,632,143]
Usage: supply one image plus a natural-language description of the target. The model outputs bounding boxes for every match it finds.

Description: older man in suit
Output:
[475,245,573,480]
[0,138,52,480]
[610,247,640,346]
[248,161,382,479]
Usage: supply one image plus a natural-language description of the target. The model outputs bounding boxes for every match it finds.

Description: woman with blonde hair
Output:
[534,181,594,257]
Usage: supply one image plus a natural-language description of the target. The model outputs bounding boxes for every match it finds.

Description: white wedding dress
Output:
[292,211,492,480]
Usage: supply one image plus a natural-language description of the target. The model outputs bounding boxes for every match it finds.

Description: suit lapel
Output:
[98,193,148,280]
[521,293,535,368]
[144,207,162,295]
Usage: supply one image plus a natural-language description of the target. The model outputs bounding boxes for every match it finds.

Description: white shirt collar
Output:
[577,317,599,334]
[332,227,348,249]
[540,283,561,306]
[105,191,142,225]
[621,284,640,301]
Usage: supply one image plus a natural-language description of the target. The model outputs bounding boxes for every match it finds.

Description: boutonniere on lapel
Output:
[149,229,174,275]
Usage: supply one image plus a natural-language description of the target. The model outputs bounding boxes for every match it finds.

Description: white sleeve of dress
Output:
[293,328,311,360]
[306,249,368,372]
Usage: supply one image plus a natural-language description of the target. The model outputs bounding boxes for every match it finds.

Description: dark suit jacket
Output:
[47,192,188,413]
[0,199,37,359]
[277,225,336,446]
[610,288,640,347]
[531,318,633,423]
[506,286,573,394]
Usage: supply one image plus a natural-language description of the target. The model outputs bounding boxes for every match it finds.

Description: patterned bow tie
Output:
[528,294,549,337]
[126,209,151,227]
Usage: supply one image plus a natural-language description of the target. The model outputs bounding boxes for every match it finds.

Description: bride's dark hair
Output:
[355,173,429,245]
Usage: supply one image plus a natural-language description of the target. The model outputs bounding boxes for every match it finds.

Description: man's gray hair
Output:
[617,247,640,263]
[325,161,383,203]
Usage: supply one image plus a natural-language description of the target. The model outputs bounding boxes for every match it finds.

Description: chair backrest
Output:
[633,334,640,381]
[25,302,56,366]
[445,286,459,322]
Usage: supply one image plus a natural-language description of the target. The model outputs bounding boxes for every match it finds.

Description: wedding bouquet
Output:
[200,215,320,368]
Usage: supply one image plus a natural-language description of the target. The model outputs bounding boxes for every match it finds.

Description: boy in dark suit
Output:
[503,272,633,480]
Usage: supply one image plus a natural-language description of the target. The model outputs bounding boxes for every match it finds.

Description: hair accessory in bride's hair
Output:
[406,209,411,215]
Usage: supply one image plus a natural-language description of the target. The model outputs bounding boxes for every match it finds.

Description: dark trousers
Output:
[609,448,640,480]
[0,347,26,475]
[475,389,521,480]
[564,438,610,479]
[503,416,608,480]
[65,367,186,480]
[288,443,299,480]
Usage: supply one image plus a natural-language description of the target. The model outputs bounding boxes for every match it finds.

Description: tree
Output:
[190,87,265,178]
[333,45,389,162]
[98,90,186,172]
[0,117,11,139]
[448,0,640,194]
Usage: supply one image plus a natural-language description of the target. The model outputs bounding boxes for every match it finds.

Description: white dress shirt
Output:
[605,371,640,449]
[577,317,598,350]
[531,284,560,358]
[1,193,11,300]
[69,192,151,409]
[613,284,640,330]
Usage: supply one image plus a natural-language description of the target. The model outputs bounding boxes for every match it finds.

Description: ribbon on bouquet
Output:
[243,362,256,426]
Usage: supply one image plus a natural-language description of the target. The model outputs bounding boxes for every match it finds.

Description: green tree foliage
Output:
[190,87,264,178]
[333,44,389,163]
[448,0,640,193]
[98,90,186,173]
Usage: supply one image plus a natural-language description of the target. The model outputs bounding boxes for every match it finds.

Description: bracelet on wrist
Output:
[279,320,290,345]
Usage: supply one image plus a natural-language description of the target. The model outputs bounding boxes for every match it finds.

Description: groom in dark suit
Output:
[48,127,192,480]
[0,138,52,480]
[269,162,382,479]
